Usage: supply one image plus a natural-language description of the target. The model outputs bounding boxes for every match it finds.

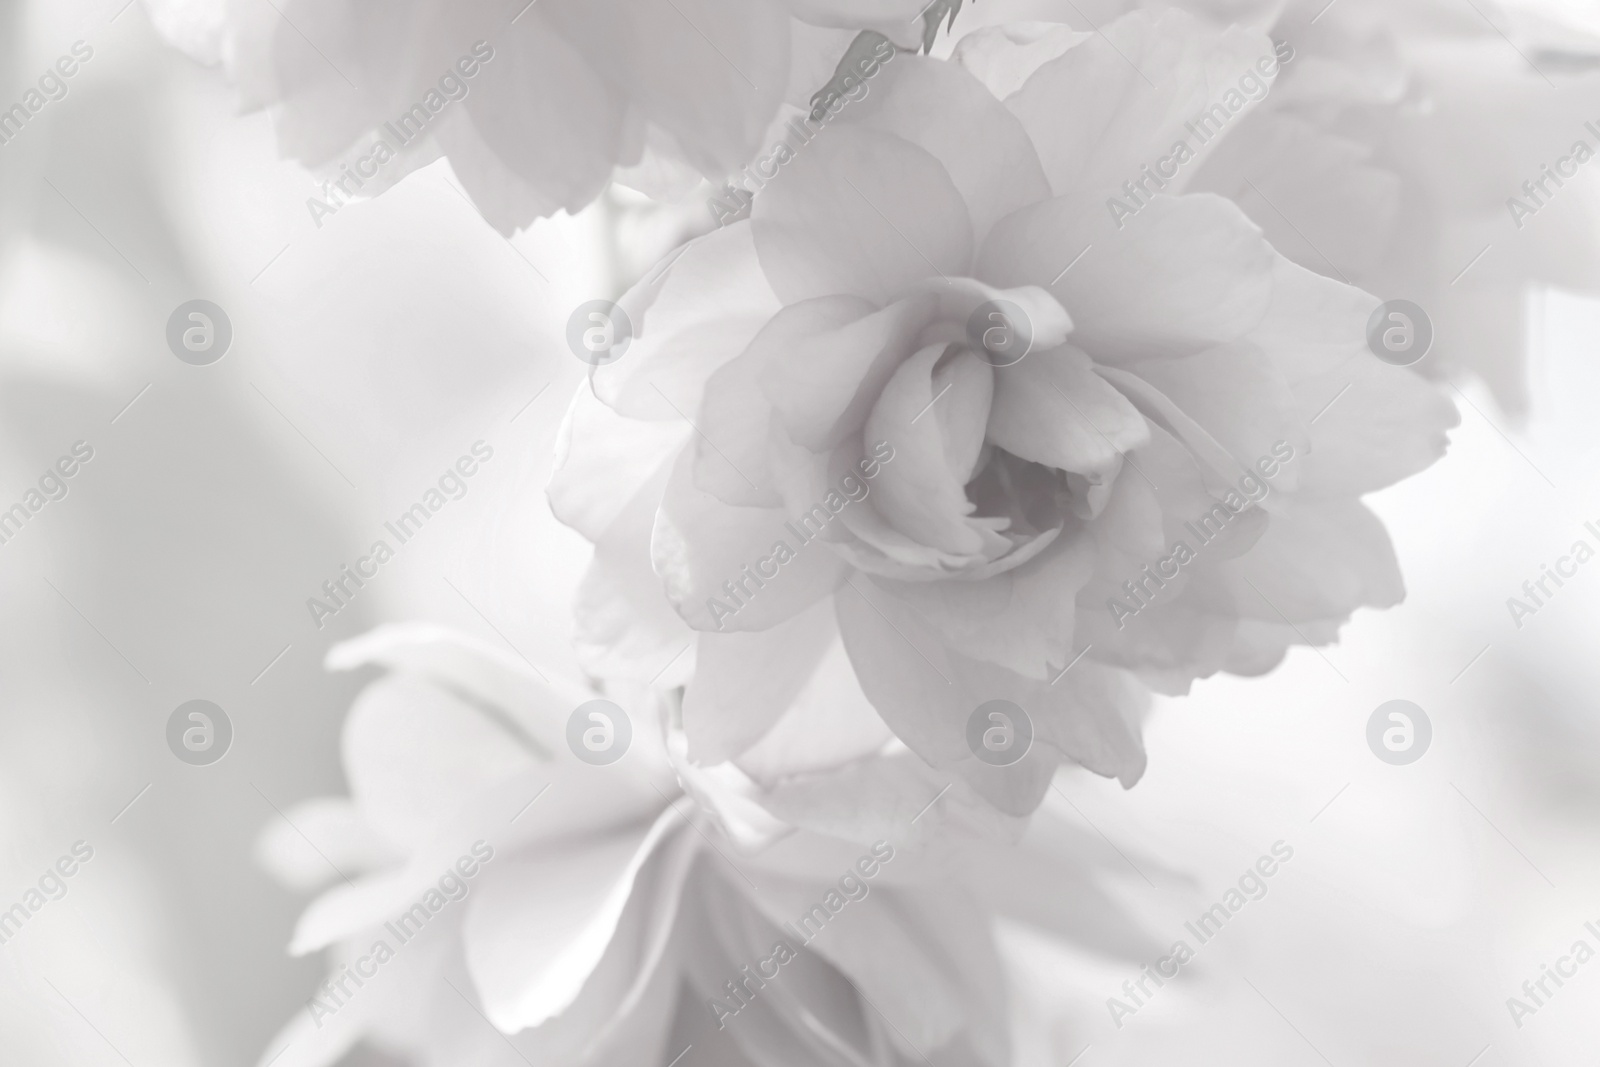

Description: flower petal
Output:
[987,344,1149,479]
[654,448,849,632]
[734,630,900,783]
[463,807,693,1031]
[550,381,690,544]
[542,0,791,178]
[683,596,839,763]
[870,533,1096,679]
[863,345,1005,558]
[759,293,930,452]
[953,22,1089,101]
[459,18,627,218]
[843,52,1052,244]
[1219,497,1405,623]
[746,859,1011,1064]
[751,123,972,305]
[834,580,1147,813]
[980,192,1276,362]
[1130,339,1309,494]
[1005,10,1276,199]
[593,222,782,422]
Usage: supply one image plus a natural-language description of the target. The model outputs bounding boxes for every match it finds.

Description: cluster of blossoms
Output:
[143,0,1600,1064]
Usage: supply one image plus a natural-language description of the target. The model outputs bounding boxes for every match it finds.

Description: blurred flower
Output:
[1179,0,1600,415]
[144,0,942,232]
[258,625,1153,1067]
[959,0,1600,414]
[550,10,1457,818]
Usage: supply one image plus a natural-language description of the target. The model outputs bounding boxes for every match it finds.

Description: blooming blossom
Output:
[551,9,1457,815]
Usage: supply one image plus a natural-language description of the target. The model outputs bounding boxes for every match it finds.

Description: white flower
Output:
[958,0,1600,413]
[146,0,944,231]
[256,625,1143,1067]
[550,10,1458,816]
[1205,0,1600,415]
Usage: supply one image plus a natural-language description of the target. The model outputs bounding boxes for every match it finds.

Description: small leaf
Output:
[920,0,968,53]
